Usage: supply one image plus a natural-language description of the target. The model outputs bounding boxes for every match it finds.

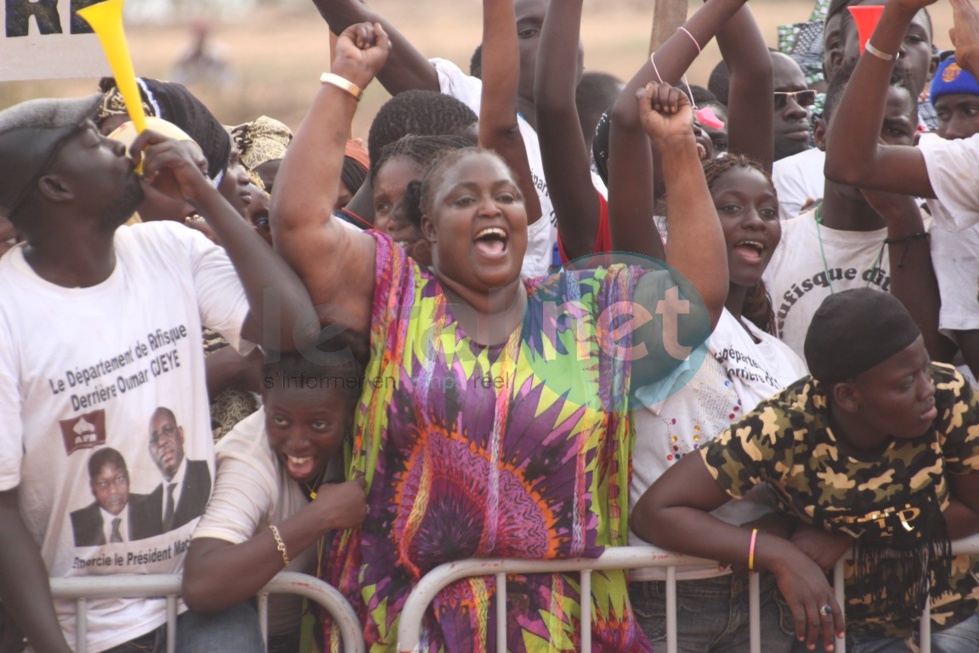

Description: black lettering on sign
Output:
[4,0,103,38]
[69,0,100,34]
[6,0,61,38]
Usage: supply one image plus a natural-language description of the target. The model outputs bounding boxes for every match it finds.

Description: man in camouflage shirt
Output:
[632,289,979,652]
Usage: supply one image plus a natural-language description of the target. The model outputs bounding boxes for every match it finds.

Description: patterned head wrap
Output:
[230,115,292,172]
[95,85,155,126]
[97,77,231,184]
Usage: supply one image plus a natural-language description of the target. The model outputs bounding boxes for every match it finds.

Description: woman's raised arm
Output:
[608,0,749,258]
[271,23,390,344]
[629,84,727,389]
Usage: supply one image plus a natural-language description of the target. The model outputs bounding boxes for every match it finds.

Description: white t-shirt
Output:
[772,147,825,221]
[192,409,317,636]
[920,132,979,232]
[629,309,807,577]
[919,134,979,333]
[929,220,979,333]
[764,208,891,358]
[432,58,556,279]
[0,221,251,653]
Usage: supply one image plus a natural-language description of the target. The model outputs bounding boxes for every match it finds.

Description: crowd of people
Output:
[3,0,979,651]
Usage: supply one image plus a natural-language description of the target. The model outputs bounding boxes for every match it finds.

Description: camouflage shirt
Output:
[701,363,979,639]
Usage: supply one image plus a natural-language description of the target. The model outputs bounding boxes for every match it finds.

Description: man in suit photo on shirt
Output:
[147,407,211,531]
[70,447,160,546]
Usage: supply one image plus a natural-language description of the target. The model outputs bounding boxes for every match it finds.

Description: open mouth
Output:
[285,454,317,480]
[474,227,509,257]
[733,240,766,262]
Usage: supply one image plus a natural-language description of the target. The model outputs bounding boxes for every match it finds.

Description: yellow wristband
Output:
[269,524,290,566]
[320,72,363,101]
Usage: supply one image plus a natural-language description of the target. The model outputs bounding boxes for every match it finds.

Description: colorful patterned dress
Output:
[322,233,682,652]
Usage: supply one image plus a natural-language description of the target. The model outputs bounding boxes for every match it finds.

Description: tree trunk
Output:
[649,0,689,54]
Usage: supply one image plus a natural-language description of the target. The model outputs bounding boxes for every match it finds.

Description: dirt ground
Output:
[0,0,957,140]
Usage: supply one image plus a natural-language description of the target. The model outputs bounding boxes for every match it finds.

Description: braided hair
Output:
[702,155,779,335]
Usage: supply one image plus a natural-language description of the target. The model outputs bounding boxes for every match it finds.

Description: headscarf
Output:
[97,77,231,184]
[341,138,370,196]
[229,115,292,172]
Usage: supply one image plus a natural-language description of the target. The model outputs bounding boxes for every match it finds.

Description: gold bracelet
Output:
[865,42,895,62]
[269,524,290,566]
[320,72,363,101]
[748,528,758,572]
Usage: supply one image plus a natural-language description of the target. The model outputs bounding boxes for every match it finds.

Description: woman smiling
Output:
[271,14,728,653]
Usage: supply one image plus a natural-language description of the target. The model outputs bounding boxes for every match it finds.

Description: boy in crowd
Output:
[765,64,945,361]
[634,289,979,653]
[774,0,937,219]
[826,0,979,381]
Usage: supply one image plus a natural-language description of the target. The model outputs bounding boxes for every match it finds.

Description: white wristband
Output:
[320,73,363,101]
[865,42,895,62]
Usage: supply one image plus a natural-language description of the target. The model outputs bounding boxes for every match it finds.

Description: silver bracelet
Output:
[865,41,895,62]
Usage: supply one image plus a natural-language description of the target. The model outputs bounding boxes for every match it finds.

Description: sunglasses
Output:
[774,90,817,110]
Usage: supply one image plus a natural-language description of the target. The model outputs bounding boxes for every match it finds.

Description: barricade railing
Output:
[50,571,364,653]
[396,536,979,653]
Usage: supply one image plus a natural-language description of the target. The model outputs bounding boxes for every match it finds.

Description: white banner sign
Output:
[0,0,109,81]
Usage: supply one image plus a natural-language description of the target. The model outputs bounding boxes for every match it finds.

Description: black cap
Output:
[804,289,921,384]
[0,95,101,217]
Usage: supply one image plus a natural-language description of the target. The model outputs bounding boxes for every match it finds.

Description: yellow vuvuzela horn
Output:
[77,0,147,136]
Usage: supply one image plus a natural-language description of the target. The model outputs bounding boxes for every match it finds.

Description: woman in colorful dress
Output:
[271,16,729,653]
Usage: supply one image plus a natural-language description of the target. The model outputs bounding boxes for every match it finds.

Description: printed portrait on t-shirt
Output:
[70,447,162,546]
[144,407,211,531]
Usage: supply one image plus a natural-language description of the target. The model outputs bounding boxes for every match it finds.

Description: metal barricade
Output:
[397,536,979,653]
[50,571,364,653]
